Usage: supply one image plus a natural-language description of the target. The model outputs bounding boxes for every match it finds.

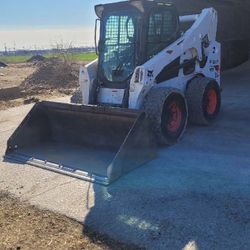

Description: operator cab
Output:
[95,0,180,107]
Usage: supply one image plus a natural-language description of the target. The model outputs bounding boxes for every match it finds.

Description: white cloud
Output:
[0,26,95,50]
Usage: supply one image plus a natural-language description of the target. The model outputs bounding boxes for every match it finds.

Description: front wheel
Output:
[186,76,221,125]
[143,87,188,146]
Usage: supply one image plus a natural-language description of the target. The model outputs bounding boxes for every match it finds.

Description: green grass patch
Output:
[71,52,97,62]
[0,52,97,64]
[0,55,32,63]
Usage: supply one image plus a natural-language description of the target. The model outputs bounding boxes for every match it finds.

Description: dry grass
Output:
[0,192,140,250]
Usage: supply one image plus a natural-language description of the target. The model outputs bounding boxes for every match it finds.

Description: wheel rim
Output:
[206,88,218,115]
[166,101,183,133]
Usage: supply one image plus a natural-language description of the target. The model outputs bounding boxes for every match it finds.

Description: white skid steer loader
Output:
[5,0,221,185]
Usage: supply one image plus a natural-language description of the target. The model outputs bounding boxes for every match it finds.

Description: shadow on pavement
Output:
[83,61,250,250]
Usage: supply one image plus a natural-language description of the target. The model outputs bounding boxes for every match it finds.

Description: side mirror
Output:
[95,19,100,55]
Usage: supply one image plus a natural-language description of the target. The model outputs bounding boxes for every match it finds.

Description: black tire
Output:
[186,76,221,125]
[143,87,188,146]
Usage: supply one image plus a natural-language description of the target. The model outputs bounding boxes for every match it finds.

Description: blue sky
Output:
[0,0,115,27]
[0,0,114,50]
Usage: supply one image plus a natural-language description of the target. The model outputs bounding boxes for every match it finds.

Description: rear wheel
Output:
[186,76,221,125]
[143,87,188,145]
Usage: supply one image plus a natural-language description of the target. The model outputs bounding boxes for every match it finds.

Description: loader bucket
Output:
[5,101,156,185]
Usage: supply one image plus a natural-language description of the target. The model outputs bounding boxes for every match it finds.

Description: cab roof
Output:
[95,0,174,18]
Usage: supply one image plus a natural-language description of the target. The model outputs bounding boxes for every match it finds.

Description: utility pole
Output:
[4,43,7,55]
[13,41,16,55]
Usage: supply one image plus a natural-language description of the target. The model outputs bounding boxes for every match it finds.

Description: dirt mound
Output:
[0,60,80,110]
[27,55,46,63]
[22,58,79,90]
[71,89,82,104]
[0,61,7,68]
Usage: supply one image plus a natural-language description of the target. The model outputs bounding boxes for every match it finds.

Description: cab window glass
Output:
[147,10,178,59]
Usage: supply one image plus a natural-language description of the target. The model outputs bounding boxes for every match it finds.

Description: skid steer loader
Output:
[5,0,221,185]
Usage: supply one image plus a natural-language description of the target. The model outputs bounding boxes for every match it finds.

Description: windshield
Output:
[99,10,138,84]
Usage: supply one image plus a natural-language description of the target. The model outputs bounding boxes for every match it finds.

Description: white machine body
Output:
[80,8,221,110]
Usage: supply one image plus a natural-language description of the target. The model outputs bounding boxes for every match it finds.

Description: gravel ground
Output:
[0,61,250,249]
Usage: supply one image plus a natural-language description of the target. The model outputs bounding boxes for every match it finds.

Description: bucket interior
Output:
[7,102,141,177]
